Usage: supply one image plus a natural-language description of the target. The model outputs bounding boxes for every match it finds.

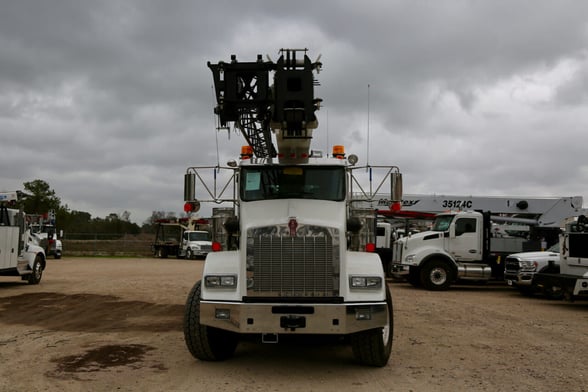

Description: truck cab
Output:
[179,230,212,259]
[392,210,487,290]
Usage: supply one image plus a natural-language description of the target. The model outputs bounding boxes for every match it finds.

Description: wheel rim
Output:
[430,267,447,285]
[34,262,42,279]
[382,310,390,344]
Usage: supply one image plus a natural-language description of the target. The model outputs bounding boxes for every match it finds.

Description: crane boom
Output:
[208,49,322,162]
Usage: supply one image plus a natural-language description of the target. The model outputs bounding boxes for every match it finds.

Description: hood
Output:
[507,251,559,261]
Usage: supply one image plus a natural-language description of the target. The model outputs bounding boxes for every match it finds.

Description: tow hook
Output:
[280,315,306,330]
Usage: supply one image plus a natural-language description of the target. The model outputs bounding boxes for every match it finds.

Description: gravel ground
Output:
[1,257,587,392]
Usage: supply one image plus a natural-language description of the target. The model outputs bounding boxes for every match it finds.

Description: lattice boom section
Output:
[250,235,337,297]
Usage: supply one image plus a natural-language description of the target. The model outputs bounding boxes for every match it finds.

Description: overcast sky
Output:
[2,1,588,225]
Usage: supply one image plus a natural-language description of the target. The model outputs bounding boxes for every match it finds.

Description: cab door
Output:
[448,217,481,262]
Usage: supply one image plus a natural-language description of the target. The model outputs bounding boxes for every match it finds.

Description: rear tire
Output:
[420,259,453,291]
[184,280,239,361]
[350,285,393,367]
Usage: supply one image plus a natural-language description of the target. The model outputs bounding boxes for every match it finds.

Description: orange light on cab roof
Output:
[332,145,345,159]
[240,145,253,159]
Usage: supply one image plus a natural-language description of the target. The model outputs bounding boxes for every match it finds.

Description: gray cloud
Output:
[2,0,588,224]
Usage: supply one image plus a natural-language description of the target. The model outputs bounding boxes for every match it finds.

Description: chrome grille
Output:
[247,225,339,298]
[504,257,520,272]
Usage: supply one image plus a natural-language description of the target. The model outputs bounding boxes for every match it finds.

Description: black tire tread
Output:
[350,285,393,367]
[183,280,238,361]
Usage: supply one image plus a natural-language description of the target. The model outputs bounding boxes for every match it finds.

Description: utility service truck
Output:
[0,191,46,284]
[29,211,63,259]
[533,215,588,301]
[152,218,212,259]
[182,49,402,366]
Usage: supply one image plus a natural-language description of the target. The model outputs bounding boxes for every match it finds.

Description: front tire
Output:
[184,280,239,361]
[350,284,393,367]
[27,255,43,285]
[420,259,453,291]
[186,249,193,260]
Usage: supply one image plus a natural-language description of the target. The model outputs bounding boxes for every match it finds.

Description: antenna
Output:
[367,84,371,168]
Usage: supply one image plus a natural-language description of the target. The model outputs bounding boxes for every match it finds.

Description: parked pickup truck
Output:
[504,243,560,297]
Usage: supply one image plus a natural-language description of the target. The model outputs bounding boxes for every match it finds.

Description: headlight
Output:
[349,276,382,289]
[405,254,416,264]
[520,260,537,271]
[204,275,237,288]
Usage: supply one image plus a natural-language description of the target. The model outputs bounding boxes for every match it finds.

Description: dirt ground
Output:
[1,257,587,392]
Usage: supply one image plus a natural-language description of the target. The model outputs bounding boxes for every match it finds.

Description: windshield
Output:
[188,232,210,241]
[432,215,454,231]
[30,224,55,235]
[241,166,346,202]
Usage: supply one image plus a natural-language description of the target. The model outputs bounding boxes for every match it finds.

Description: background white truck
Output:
[29,211,63,259]
[533,215,588,301]
[152,219,212,259]
[391,210,553,290]
[182,49,401,366]
[0,191,46,284]
[503,243,561,297]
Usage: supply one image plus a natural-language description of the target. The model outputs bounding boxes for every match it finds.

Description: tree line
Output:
[14,179,175,237]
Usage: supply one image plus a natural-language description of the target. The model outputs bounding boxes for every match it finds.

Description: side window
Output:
[455,218,476,236]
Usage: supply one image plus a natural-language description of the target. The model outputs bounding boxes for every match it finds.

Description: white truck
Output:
[503,243,560,297]
[533,215,588,301]
[182,49,402,366]
[391,210,550,290]
[0,191,46,284]
[152,219,212,259]
[179,230,212,259]
[29,212,63,259]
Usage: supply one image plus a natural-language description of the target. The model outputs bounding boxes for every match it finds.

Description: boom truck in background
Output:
[152,218,212,259]
[29,211,63,259]
[0,191,46,284]
[387,195,586,290]
[181,49,402,367]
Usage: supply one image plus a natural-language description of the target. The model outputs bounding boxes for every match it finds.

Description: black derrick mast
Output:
[208,49,322,162]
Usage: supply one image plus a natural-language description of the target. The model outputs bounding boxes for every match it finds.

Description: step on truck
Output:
[0,191,46,284]
[182,49,402,366]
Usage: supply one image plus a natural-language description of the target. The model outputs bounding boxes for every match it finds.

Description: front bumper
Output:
[200,301,388,334]
[504,271,534,287]
[390,263,409,276]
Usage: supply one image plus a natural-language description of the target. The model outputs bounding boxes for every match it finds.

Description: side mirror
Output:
[184,173,196,201]
[390,172,403,203]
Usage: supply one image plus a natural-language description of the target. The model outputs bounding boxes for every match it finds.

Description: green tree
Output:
[21,179,61,215]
